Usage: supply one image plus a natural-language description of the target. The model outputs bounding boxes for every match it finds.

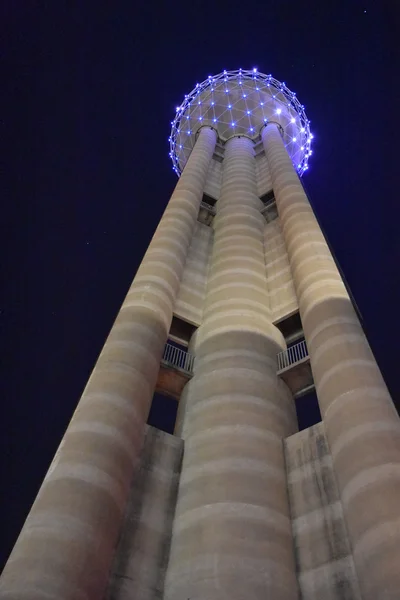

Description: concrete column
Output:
[165,136,299,600]
[0,127,217,600]
[262,122,400,600]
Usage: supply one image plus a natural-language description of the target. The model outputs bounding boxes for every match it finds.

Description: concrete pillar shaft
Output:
[262,122,400,600]
[165,137,298,600]
[0,127,217,600]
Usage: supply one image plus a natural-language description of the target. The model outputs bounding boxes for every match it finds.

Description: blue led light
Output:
[169,69,312,177]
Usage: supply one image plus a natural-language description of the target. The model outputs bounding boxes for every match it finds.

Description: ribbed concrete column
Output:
[0,127,217,600]
[262,122,400,600]
[165,136,298,600]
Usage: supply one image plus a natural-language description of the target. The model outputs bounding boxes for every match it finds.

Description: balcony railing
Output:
[200,200,216,215]
[162,342,194,375]
[277,340,309,371]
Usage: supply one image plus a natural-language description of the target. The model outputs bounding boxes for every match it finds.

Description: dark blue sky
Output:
[2,0,399,569]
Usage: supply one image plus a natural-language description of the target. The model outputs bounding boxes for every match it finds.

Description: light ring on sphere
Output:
[169,69,313,177]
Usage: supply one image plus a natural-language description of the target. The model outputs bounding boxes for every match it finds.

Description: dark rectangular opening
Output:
[275,311,303,343]
[147,392,178,434]
[260,189,275,205]
[202,192,217,207]
[169,315,197,348]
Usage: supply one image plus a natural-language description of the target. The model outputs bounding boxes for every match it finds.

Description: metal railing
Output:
[162,342,194,375]
[200,200,216,215]
[277,339,308,371]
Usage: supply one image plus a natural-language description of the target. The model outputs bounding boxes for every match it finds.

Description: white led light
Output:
[231,122,236,127]
[291,117,295,123]
[293,137,297,142]
[276,108,282,114]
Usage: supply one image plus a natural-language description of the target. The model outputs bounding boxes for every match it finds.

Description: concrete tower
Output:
[1,69,400,600]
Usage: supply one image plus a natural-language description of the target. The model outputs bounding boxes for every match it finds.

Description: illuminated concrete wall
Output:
[285,422,361,600]
[0,127,217,600]
[164,136,298,600]
[264,218,298,323]
[203,156,223,199]
[263,121,400,600]
[105,426,182,600]
[173,221,213,326]
[255,150,273,197]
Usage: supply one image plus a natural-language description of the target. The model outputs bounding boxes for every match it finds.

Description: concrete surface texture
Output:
[263,122,400,600]
[173,221,213,326]
[105,426,183,600]
[0,127,217,600]
[285,422,361,600]
[264,218,298,322]
[164,136,299,600]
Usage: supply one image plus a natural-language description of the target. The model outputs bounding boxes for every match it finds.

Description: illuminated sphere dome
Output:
[169,68,313,177]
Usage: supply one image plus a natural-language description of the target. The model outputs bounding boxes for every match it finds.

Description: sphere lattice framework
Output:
[169,69,313,176]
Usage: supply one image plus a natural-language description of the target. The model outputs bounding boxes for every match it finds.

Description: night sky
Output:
[2,0,399,570]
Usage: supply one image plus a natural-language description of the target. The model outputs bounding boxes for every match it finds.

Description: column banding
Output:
[0,128,217,600]
[165,136,298,600]
[262,122,400,600]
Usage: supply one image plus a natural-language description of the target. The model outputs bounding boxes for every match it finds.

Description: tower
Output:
[1,68,400,600]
